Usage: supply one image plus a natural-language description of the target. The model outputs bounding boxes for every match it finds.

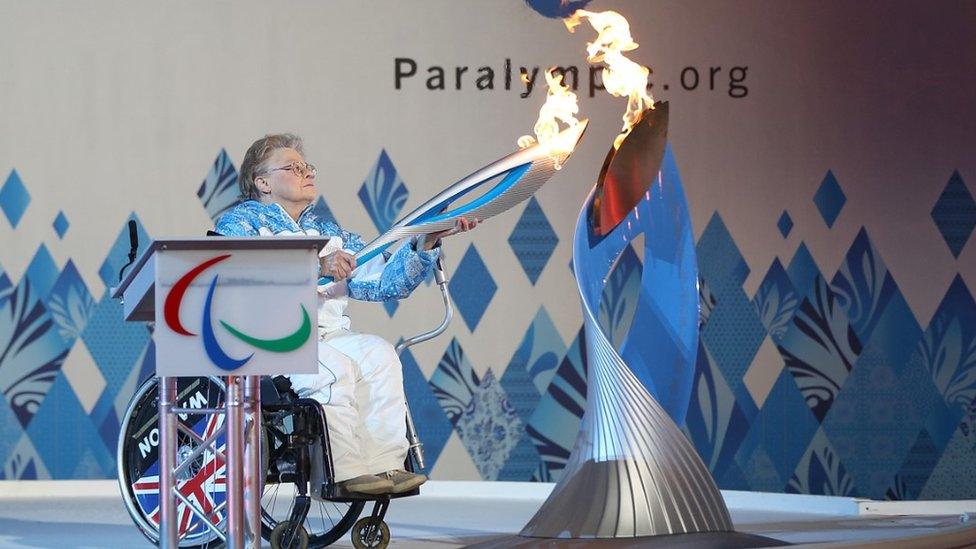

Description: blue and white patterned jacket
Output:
[215,200,439,332]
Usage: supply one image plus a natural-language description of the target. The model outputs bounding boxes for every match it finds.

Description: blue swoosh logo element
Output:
[202,274,253,370]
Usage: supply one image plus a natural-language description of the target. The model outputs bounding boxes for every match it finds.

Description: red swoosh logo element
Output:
[164,254,231,335]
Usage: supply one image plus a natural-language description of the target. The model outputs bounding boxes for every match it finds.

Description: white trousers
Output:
[289,329,408,482]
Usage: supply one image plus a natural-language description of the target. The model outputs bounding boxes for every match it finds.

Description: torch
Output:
[322,120,587,282]
[519,102,734,540]
[515,8,737,542]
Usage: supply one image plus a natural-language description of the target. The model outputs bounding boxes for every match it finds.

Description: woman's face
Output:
[256,147,318,206]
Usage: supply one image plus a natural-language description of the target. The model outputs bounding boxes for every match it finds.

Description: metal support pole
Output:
[225,375,245,549]
[395,257,452,471]
[244,375,263,548]
[158,376,179,549]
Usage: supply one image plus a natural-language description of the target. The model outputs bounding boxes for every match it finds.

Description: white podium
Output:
[114,236,327,548]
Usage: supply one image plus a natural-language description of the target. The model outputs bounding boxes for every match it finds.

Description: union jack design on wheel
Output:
[132,412,228,538]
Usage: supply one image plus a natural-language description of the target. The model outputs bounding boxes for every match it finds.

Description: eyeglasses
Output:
[260,161,317,179]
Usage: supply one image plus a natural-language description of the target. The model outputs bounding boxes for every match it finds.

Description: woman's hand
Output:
[320,250,357,280]
[424,217,479,250]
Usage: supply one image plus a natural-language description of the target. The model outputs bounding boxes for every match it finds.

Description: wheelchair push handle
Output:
[432,256,447,285]
[397,252,452,472]
[395,253,452,356]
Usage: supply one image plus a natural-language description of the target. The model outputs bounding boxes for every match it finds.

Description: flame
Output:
[565,9,654,149]
[518,68,582,169]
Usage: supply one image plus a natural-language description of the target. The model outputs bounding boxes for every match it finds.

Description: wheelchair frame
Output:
[117,255,453,548]
[260,375,422,547]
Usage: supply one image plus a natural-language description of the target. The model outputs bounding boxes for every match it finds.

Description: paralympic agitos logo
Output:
[163,254,312,371]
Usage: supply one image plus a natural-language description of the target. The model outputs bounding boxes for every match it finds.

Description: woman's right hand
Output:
[320,250,357,281]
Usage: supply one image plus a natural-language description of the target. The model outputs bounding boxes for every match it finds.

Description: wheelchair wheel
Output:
[260,405,365,547]
[260,486,364,548]
[117,376,231,548]
[270,521,310,549]
[351,517,390,549]
[119,375,361,548]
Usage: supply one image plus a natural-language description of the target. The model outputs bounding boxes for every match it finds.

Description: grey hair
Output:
[238,133,305,201]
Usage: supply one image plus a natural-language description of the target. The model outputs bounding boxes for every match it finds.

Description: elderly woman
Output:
[215,134,476,495]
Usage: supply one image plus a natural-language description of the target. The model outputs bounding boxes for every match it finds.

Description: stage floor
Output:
[0,481,972,548]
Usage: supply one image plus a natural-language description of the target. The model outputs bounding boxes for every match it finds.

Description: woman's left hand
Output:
[424,217,478,249]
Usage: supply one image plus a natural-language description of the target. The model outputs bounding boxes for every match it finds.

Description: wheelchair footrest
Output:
[318,483,420,503]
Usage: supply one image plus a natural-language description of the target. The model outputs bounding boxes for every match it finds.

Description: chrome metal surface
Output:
[244,376,263,547]
[171,407,225,414]
[176,421,228,463]
[172,423,226,478]
[405,405,426,471]
[159,377,179,548]
[395,259,454,471]
[174,490,227,542]
[225,375,246,549]
[521,104,733,538]
[394,264,454,355]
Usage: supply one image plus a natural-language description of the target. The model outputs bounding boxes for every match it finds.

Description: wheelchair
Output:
[117,258,452,549]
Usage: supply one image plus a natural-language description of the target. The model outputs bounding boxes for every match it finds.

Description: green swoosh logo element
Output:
[220,305,312,353]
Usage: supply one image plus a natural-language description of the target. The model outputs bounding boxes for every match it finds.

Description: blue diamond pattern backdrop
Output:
[508,197,559,286]
[813,170,847,229]
[357,150,410,316]
[52,212,69,239]
[777,211,793,239]
[931,171,976,259]
[0,170,30,229]
[0,152,974,503]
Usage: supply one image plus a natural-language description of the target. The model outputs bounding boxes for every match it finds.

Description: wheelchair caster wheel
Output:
[351,516,390,549]
[270,521,309,549]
